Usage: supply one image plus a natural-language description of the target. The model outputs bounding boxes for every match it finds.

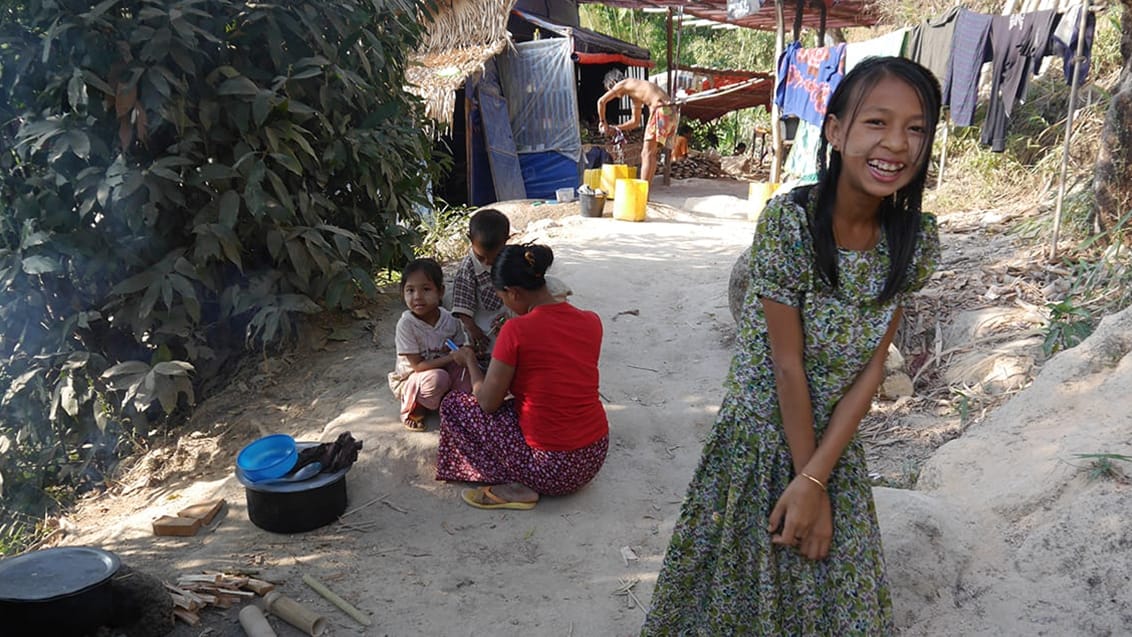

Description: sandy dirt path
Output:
[67,179,756,636]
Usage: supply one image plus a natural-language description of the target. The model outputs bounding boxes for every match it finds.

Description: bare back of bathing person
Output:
[596,69,678,186]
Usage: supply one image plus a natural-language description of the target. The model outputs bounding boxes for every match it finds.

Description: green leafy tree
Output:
[0,0,437,513]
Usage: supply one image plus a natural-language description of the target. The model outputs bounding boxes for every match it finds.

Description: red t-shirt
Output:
[492,302,608,451]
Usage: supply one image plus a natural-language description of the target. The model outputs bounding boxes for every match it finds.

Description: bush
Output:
[0,0,438,519]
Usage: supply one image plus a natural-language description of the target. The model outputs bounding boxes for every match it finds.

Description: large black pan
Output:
[235,441,350,533]
[0,546,121,636]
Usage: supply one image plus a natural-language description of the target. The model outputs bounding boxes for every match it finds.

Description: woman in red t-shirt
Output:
[438,244,609,510]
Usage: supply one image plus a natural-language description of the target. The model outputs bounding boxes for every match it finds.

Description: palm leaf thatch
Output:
[408,0,517,124]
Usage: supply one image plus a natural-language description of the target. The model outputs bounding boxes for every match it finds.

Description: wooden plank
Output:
[176,499,225,525]
[153,515,202,537]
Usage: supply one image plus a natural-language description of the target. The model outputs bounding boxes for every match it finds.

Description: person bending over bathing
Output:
[641,56,942,635]
[597,69,678,186]
[436,244,608,510]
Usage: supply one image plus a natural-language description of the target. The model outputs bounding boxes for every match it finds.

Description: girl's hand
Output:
[798,498,833,561]
[768,476,831,559]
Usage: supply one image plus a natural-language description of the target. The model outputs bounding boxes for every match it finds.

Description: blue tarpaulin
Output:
[497,38,581,199]
[519,152,580,200]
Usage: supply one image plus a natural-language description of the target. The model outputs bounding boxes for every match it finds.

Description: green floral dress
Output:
[641,187,940,636]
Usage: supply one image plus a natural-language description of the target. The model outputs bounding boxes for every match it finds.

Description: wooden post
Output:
[663,8,675,187]
[937,114,950,188]
[1050,1,1091,260]
[770,0,786,183]
[666,8,674,102]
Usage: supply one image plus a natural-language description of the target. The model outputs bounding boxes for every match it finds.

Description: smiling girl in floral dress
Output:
[642,57,943,635]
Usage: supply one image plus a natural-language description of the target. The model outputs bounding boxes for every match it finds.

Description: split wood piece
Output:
[177,499,226,525]
[177,573,223,584]
[173,609,201,626]
[302,574,372,627]
[153,515,203,537]
[212,594,240,609]
[245,578,276,595]
[214,587,256,597]
[167,591,197,612]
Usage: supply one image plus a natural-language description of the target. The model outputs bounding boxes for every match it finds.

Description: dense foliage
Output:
[0,0,438,514]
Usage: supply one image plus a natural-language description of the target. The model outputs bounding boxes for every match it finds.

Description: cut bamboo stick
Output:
[302,574,372,627]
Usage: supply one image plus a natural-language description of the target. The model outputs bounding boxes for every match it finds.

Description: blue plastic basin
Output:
[237,434,298,482]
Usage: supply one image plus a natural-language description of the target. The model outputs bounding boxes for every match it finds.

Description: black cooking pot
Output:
[235,441,350,534]
[0,546,121,636]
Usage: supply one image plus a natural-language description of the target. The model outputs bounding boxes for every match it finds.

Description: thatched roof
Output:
[408,0,518,124]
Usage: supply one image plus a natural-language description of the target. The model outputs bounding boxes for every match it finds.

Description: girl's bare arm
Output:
[402,352,455,373]
[801,307,903,484]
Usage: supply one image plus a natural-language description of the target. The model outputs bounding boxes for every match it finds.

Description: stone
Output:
[885,343,906,373]
[873,488,975,629]
[881,371,915,399]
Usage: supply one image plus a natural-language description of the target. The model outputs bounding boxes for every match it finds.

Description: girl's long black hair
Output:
[809,56,942,304]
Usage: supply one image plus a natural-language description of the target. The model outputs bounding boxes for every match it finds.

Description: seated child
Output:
[388,258,471,431]
[451,208,510,356]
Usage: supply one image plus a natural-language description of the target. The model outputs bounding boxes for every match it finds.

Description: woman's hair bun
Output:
[493,243,554,291]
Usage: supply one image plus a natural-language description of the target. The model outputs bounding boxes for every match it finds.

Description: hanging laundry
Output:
[945,8,993,127]
[1050,3,1096,86]
[843,28,911,74]
[775,41,847,128]
[980,10,1058,152]
[781,119,823,184]
[908,6,962,93]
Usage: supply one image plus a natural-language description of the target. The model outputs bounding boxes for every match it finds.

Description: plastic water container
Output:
[583,168,602,190]
[748,182,780,222]
[601,164,632,199]
[613,179,648,222]
[556,187,575,203]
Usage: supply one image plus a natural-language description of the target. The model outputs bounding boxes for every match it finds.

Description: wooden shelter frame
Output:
[578,1,881,181]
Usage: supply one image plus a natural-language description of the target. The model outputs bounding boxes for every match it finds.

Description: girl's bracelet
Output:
[800,472,827,492]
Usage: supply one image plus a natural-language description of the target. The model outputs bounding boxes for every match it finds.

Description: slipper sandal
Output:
[461,486,537,510]
[403,413,426,432]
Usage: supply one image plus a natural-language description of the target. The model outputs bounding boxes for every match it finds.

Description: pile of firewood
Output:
[669,154,727,180]
[165,571,276,626]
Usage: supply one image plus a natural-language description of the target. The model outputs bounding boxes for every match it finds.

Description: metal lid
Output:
[0,546,120,602]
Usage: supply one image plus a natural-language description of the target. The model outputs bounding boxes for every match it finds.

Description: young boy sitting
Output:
[451,208,510,356]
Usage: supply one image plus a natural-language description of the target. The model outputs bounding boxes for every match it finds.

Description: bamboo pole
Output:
[937,115,950,188]
[302,575,373,627]
[666,7,674,101]
[1049,1,1091,259]
[770,0,786,183]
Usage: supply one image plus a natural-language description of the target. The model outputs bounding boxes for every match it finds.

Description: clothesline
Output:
[772,0,1103,258]
[774,1,1098,182]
